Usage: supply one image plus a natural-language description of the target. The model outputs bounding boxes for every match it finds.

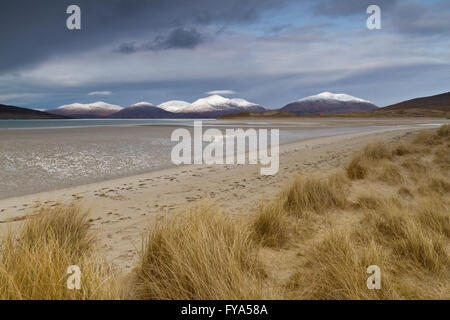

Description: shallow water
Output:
[0,120,444,199]
[0,119,214,129]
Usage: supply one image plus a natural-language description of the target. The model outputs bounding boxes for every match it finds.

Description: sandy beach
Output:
[0,118,446,272]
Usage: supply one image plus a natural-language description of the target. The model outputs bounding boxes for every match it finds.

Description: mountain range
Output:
[46,95,265,119]
[45,93,372,119]
[2,91,449,120]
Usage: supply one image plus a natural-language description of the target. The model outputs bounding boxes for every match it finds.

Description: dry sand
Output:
[0,118,447,272]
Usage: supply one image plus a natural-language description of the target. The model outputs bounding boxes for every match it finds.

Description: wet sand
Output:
[0,118,443,199]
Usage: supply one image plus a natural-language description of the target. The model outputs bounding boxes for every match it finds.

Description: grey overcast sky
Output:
[0,0,449,109]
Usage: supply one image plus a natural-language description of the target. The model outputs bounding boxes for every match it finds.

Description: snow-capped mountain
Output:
[156,95,264,117]
[190,95,263,113]
[158,100,193,113]
[280,92,377,114]
[132,102,155,107]
[109,102,174,119]
[48,101,123,118]
[297,92,373,104]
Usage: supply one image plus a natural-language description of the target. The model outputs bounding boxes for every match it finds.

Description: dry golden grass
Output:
[132,204,268,300]
[401,157,428,175]
[286,125,449,300]
[436,123,450,137]
[393,222,447,273]
[288,189,449,299]
[363,141,392,160]
[392,144,410,157]
[355,195,383,210]
[418,175,450,196]
[251,201,291,248]
[433,144,450,171]
[416,198,450,238]
[346,141,392,180]
[397,186,414,200]
[346,154,368,179]
[0,205,120,300]
[347,141,406,186]
[358,199,408,243]
[414,124,449,146]
[414,130,437,145]
[281,172,348,216]
[286,232,396,299]
[376,161,404,185]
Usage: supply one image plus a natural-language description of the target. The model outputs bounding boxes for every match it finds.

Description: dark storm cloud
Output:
[1,0,449,110]
[116,28,206,53]
[268,24,292,34]
[0,0,291,73]
[2,0,447,74]
[152,27,205,50]
[115,42,139,54]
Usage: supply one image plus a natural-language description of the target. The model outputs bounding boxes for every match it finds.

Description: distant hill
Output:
[377,92,450,112]
[279,92,377,114]
[349,91,450,118]
[0,104,69,119]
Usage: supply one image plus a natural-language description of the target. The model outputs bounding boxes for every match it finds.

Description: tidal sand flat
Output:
[0,118,442,199]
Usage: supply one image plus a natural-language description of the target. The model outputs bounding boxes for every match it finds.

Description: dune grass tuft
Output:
[363,141,392,160]
[376,161,404,185]
[393,222,448,273]
[346,141,392,180]
[433,144,450,170]
[416,198,450,238]
[346,155,368,179]
[286,231,396,299]
[392,144,410,156]
[251,201,291,248]
[359,198,449,275]
[436,124,450,137]
[414,130,437,145]
[133,204,267,300]
[0,205,119,300]
[281,173,347,216]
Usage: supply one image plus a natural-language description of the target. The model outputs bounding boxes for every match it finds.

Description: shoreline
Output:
[0,125,433,272]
